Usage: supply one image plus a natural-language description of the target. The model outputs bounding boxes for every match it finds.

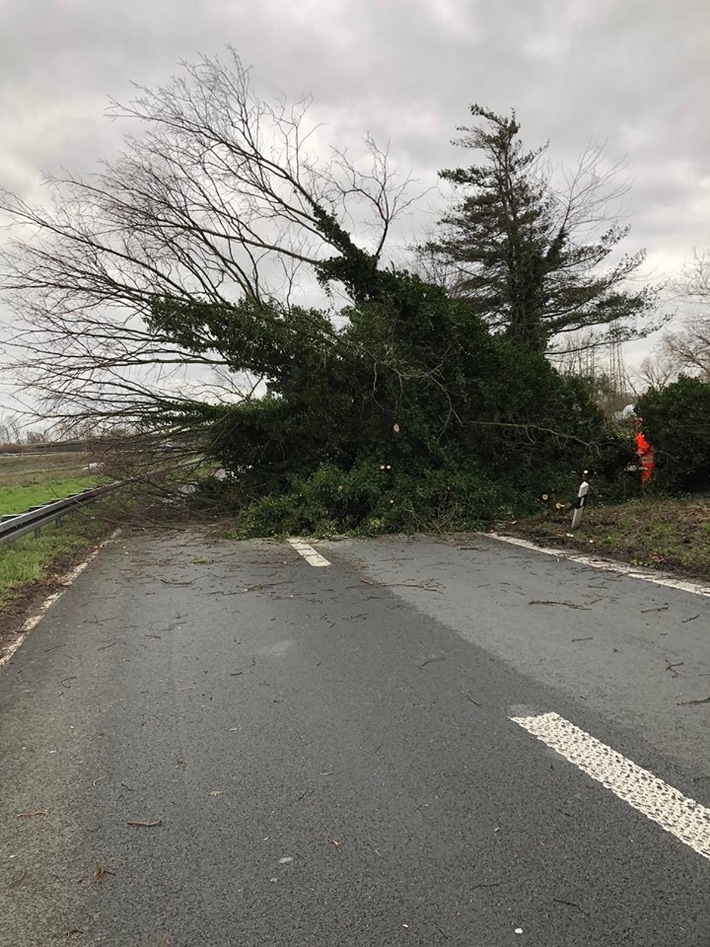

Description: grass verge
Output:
[0,476,106,517]
[500,493,710,582]
[0,500,116,612]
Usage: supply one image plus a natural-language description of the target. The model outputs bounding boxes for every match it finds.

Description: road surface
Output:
[2,529,710,946]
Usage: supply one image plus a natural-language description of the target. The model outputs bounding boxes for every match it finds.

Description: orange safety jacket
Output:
[635,431,655,482]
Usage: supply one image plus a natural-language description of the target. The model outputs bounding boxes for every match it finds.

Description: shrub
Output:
[635,376,710,492]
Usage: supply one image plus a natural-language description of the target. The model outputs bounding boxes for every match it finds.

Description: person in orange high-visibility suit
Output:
[635,421,655,483]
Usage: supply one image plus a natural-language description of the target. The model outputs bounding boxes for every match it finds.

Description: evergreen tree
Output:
[421,105,654,353]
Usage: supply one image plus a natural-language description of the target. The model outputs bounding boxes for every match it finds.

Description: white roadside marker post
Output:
[570,472,589,530]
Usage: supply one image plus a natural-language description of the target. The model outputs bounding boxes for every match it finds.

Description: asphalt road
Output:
[2,529,710,946]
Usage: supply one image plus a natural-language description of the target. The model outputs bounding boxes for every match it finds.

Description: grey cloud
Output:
[0,0,707,349]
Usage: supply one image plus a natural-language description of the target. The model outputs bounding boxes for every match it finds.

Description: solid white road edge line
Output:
[511,710,710,862]
[487,531,710,599]
[287,538,331,567]
[0,529,121,670]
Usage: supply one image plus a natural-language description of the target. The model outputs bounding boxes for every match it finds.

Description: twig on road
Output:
[360,578,443,594]
[677,696,710,706]
[665,659,684,678]
[418,656,446,670]
[553,898,589,918]
[92,865,115,884]
[467,694,482,706]
[126,819,163,827]
[231,656,256,676]
[529,600,591,610]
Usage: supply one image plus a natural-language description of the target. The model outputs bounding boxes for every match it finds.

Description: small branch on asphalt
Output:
[126,818,163,827]
[553,898,589,918]
[665,659,684,678]
[360,578,443,593]
[92,864,115,884]
[418,656,446,670]
[682,615,700,623]
[231,657,256,676]
[159,578,194,586]
[529,600,592,610]
[7,869,27,888]
[571,637,594,642]
[677,696,710,706]
[471,882,500,890]
[17,809,48,818]
[467,694,482,706]
[641,604,669,613]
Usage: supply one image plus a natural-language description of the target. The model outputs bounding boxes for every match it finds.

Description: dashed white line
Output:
[511,710,710,862]
[287,538,331,568]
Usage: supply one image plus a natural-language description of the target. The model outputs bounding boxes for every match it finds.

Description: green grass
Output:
[0,476,106,517]
[503,494,710,581]
[0,502,113,609]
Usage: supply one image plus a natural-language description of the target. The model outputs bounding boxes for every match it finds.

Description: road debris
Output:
[209,790,223,797]
[93,864,115,884]
[7,869,27,888]
[553,897,589,918]
[665,659,684,678]
[677,696,710,706]
[17,809,48,818]
[529,600,591,610]
[418,656,446,670]
[126,819,163,827]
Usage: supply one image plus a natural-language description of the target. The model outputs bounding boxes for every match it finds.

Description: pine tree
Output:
[421,105,653,353]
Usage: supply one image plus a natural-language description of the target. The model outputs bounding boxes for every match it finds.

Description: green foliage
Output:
[635,376,710,492]
[421,104,653,352]
[155,179,611,536]
[213,459,522,539]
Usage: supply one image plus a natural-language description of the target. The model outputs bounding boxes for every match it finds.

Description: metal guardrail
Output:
[0,481,124,549]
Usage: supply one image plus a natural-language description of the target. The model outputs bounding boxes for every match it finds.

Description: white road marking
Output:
[0,529,121,669]
[487,532,710,599]
[511,711,710,861]
[287,538,331,568]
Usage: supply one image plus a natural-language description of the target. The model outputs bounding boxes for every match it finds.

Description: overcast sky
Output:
[0,0,708,381]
